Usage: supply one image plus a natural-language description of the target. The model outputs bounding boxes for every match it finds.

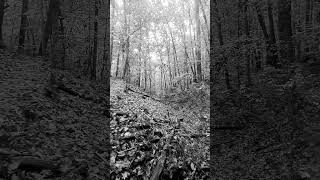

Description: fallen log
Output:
[15,158,61,174]
[150,151,166,180]
[46,77,106,104]
[150,125,179,180]
[126,86,161,102]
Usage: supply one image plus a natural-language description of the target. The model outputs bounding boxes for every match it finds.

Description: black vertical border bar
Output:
[106,0,111,179]
[209,0,215,179]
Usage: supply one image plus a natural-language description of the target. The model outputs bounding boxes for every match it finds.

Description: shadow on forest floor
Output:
[210,63,320,179]
[0,50,210,180]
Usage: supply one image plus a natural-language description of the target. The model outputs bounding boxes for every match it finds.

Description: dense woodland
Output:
[0,0,319,179]
[209,0,320,179]
[110,0,209,96]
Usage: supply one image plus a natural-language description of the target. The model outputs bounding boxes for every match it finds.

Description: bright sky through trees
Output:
[112,0,209,94]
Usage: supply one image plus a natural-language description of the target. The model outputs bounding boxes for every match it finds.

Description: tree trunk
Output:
[195,0,202,82]
[255,4,269,41]
[123,37,130,82]
[115,50,120,77]
[278,0,294,64]
[304,0,313,57]
[91,0,98,80]
[144,56,147,90]
[0,0,5,48]
[40,0,61,57]
[122,0,131,83]
[85,0,92,77]
[137,21,142,87]
[243,1,252,86]
[101,0,110,82]
[18,0,29,51]
[305,0,313,29]
[38,0,45,55]
[47,0,63,69]
[144,29,149,90]
[188,10,196,82]
[224,64,231,89]
[167,43,173,88]
[199,0,209,35]
[267,0,279,67]
[168,28,178,78]
[255,2,279,67]
[149,63,152,92]
[236,0,241,89]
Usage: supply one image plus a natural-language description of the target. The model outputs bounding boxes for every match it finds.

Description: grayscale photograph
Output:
[0,0,319,179]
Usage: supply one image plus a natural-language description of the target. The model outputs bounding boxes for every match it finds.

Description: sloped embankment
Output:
[0,50,110,179]
[110,79,210,179]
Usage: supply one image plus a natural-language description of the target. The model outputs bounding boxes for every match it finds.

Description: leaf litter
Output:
[0,50,209,180]
[110,79,209,179]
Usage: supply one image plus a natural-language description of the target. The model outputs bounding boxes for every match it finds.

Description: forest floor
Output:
[210,62,320,179]
[1,48,319,180]
[110,78,210,179]
[0,50,210,180]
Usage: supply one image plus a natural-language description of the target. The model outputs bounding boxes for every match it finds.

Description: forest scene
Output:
[110,0,210,179]
[209,0,320,179]
[0,0,319,180]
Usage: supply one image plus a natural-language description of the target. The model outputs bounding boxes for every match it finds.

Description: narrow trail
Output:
[110,78,210,179]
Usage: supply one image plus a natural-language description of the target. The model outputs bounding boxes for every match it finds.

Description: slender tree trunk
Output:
[115,50,120,77]
[167,43,173,88]
[255,4,269,41]
[58,14,66,68]
[195,0,202,82]
[243,1,252,86]
[144,29,148,90]
[188,10,196,82]
[278,0,294,64]
[123,37,130,82]
[168,28,178,78]
[224,61,231,89]
[268,0,276,45]
[41,0,56,56]
[105,0,111,91]
[149,63,152,92]
[47,0,63,69]
[0,0,5,48]
[30,22,36,56]
[91,0,98,80]
[255,2,279,67]
[236,0,241,89]
[122,0,131,82]
[144,56,147,90]
[267,0,279,67]
[101,0,111,81]
[18,0,29,51]
[137,21,142,87]
[85,0,92,76]
[181,28,190,89]
[199,0,209,35]
[305,0,313,57]
[38,0,45,55]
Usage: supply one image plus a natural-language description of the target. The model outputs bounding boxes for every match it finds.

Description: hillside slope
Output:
[0,50,209,180]
[0,50,110,179]
[110,78,210,179]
